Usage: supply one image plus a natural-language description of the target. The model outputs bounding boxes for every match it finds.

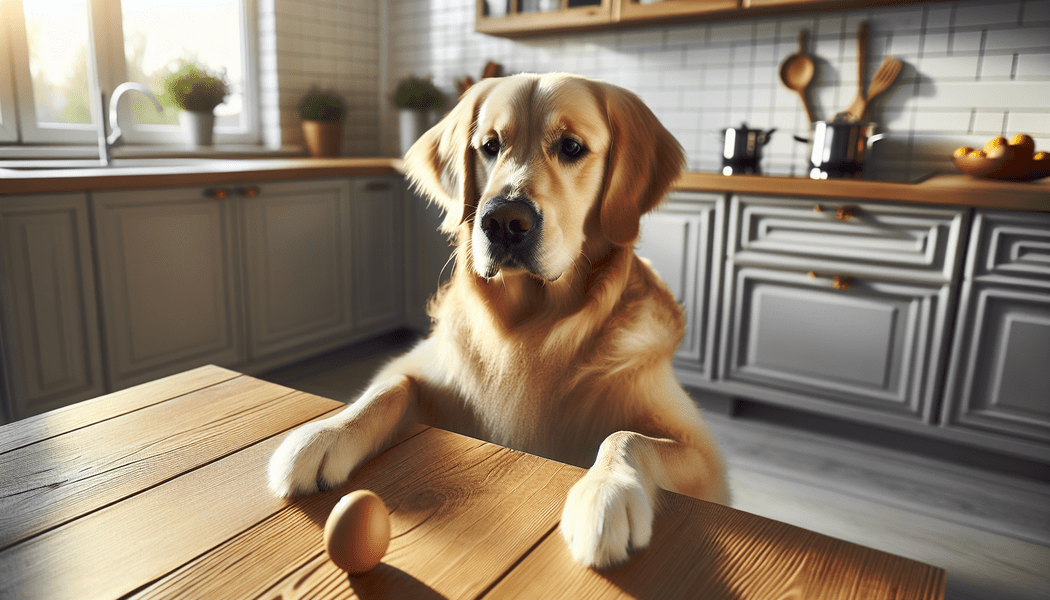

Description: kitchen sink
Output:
[0,158,227,170]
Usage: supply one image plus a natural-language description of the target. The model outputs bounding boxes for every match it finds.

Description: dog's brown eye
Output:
[482,139,501,157]
[561,139,585,159]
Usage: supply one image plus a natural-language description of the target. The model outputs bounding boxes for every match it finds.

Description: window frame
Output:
[1,0,260,148]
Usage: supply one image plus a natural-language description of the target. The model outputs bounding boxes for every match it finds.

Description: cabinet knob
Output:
[836,205,856,221]
[203,187,230,200]
[808,271,854,291]
[365,181,392,192]
[237,186,260,198]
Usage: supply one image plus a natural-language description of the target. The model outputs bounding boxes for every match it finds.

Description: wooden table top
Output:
[0,366,946,599]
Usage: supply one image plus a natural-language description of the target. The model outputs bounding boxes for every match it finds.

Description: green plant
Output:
[162,61,228,112]
[394,77,445,110]
[298,88,346,123]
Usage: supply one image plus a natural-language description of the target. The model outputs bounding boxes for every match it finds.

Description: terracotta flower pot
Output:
[302,120,342,157]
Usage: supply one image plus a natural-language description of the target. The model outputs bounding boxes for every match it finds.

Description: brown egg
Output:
[968,149,986,158]
[953,146,974,158]
[986,144,1014,160]
[324,490,391,574]
[1035,152,1048,161]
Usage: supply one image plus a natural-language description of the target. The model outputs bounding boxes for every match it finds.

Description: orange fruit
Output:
[984,136,1008,153]
[1009,133,1035,159]
[953,146,974,158]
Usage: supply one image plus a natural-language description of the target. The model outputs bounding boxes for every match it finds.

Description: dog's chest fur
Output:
[415,250,684,468]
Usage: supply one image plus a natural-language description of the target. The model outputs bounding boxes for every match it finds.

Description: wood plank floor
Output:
[260,330,1050,600]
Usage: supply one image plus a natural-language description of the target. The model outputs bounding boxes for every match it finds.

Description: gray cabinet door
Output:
[943,283,1050,447]
[241,179,355,360]
[93,187,244,391]
[721,266,951,424]
[351,177,404,332]
[942,210,1050,461]
[0,193,104,420]
[637,193,723,378]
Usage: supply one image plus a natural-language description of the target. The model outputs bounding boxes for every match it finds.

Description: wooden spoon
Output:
[842,22,869,121]
[779,30,816,123]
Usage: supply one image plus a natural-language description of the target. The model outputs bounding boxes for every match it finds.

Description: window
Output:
[0,0,258,147]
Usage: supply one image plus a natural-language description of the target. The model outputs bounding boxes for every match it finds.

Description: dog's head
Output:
[405,73,684,282]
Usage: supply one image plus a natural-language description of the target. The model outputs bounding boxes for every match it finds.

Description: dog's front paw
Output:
[559,470,653,569]
[267,419,367,498]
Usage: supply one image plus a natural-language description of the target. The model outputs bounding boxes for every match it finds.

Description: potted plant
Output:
[162,61,228,146]
[298,88,346,157]
[394,76,445,156]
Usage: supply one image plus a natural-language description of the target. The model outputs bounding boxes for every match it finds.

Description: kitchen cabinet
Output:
[719,195,966,428]
[0,193,105,420]
[942,211,1050,462]
[93,186,245,391]
[351,177,404,333]
[475,0,923,37]
[240,179,356,363]
[637,192,723,380]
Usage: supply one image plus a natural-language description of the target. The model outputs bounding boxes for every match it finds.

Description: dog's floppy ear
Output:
[596,84,685,246]
[404,79,499,235]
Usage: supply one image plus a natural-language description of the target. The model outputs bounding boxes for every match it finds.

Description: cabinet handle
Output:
[836,205,856,221]
[808,271,854,291]
[236,185,260,198]
[203,187,231,200]
[365,181,392,192]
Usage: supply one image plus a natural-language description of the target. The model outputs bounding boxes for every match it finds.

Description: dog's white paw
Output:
[267,419,368,498]
[559,469,653,569]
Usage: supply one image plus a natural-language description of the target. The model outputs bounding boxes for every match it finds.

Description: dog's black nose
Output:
[480,197,541,248]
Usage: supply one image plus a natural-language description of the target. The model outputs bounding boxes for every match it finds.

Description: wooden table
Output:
[0,366,945,599]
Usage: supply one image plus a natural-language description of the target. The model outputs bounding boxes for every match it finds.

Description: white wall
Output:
[387,0,1050,178]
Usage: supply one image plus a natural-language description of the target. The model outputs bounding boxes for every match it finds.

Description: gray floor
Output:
[260,331,1050,600]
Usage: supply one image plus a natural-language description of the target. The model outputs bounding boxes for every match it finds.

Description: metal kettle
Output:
[721,123,775,175]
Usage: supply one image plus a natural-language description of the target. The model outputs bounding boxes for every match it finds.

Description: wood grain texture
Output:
[0,375,340,550]
[130,426,584,600]
[486,490,945,600]
[0,364,239,454]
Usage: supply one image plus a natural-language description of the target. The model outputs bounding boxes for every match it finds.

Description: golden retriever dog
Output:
[268,73,729,569]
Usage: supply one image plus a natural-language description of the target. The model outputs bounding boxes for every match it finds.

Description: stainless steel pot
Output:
[802,119,883,179]
[721,123,775,175]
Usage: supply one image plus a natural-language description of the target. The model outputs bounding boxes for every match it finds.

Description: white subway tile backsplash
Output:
[257,0,1050,166]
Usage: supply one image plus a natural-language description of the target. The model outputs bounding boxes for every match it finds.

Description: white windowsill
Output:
[0,144,305,161]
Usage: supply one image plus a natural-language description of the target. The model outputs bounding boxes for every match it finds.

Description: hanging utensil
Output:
[779,30,816,123]
[861,55,902,122]
[842,22,869,122]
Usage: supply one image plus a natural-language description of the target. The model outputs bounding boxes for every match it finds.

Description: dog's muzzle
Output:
[474,196,544,278]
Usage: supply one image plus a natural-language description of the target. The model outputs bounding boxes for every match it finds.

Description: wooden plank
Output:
[127,427,583,600]
[0,433,292,600]
[485,490,946,600]
[0,365,240,454]
[0,376,341,550]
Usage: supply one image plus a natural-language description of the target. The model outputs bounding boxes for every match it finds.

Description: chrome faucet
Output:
[98,82,163,166]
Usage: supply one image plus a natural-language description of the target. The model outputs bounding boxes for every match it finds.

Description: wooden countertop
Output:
[0,366,945,599]
[1,156,1046,211]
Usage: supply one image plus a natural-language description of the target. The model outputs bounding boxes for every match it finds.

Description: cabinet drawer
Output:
[728,195,967,281]
[721,266,951,423]
[967,210,1050,285]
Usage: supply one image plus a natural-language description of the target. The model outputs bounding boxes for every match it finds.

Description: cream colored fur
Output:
[267,73,729,569]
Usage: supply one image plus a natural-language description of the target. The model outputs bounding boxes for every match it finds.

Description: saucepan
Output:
[796,117,884,179]
[721,123,776,175]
